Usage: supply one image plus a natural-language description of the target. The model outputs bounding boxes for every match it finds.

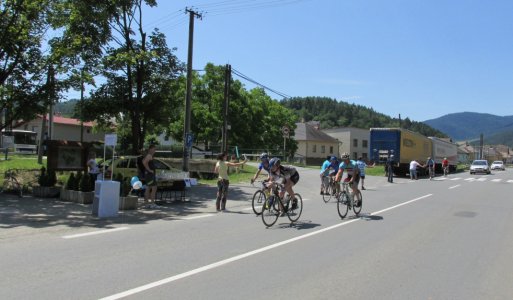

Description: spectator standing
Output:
[87,152,100,187]
[386,155,395,183]
[409,160,422,180]
[142,144,158,208]
[214,152,247,212]
[356,157,373,190]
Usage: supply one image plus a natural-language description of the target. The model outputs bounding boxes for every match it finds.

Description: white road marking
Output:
[491,179,502,182]
[450,178,461,181]
[62,227,129,239]
[99,194,433,300]
[477,178,487,182]
[179,214,216,220]
[508,180,513,183]
[465,178,475,181]
[449,184,461,189]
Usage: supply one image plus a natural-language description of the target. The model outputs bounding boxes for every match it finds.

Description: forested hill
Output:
[281,97,447,138]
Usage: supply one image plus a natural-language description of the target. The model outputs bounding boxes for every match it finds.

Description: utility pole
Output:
[182,7,202,172]
[222,64,231,153]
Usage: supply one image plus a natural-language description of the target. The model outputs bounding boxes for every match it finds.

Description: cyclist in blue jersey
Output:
[251,153,271,184]
[320,156,337,194]
[335,153,361,206]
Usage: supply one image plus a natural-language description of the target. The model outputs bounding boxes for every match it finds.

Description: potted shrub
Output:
[118,174,138,210]
[77,173,94,204]
[33,167,60,198]
[60,172,76,201]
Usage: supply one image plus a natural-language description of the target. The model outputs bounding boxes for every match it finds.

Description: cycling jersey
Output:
[339,160,359,176]
[320,160,331,176]
[258,161,271,173]
[270,165,299,184]
[427,159,435,167]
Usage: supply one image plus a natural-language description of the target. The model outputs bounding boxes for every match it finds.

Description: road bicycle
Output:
[261,182,303,227]
[428,166,435,180]
[321,175,338,203]
[443,165,449,177]
[251,180,271,215]
[336,182,362,219]
[1,169,23,198]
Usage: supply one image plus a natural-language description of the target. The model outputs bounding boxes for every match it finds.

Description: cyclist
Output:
[320,156,337,195]
[425,156,435,180]
[335,153,362,207]
[442,157,449,176]
[251,153,271,184]
[268,157,300,213]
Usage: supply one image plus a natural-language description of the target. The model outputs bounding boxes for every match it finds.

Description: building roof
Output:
[51,115,94,127]
[294,122,339,143]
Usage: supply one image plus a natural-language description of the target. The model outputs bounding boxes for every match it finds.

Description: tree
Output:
[0,0,53,131]
[79,1,184,154]
[167,63,298,155]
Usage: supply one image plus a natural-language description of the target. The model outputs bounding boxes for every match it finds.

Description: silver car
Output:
[490,161,505,171]
[470,160,491,175]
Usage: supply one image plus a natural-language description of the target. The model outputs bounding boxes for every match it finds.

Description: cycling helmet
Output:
[341,153,350,160]
[269,157,280,168]
[330,156,337,161]
[260,153,269,160]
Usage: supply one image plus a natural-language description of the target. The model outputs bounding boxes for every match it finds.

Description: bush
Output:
[38,167,49,187]
[65,173,76,190]
[74,172,82,191]
[79,173,93,192]
[47,169,57,187]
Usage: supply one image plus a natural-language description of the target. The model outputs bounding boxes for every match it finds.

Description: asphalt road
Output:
[1,167,513,299]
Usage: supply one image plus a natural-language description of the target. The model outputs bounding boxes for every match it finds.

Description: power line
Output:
[231,68,291,99]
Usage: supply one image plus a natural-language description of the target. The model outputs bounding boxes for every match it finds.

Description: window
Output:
[312,144,317,153]
[353,152,358,160]
[353,139,358,147]
[330,146,333,153]
[362,153,368,160]
[321,145,325,153]
[362,140,368,148]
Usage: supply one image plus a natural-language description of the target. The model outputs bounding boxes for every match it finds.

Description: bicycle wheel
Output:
[251,190,266,215]
[322,182,332,203]
[353,190,362,215]
[261,196,279,227]
[337,192,349,219]
[287,193,303,223]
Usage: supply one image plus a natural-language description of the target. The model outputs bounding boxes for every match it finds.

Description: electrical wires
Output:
[232,68,291,99]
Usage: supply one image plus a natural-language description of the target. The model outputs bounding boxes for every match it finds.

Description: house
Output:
[292,122,339,165]
[322,127,370,161]
[14,115,106,144]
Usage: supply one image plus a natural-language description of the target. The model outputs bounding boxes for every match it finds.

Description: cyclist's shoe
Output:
[320,190,324,195]
[291,198,298,210]
[362,187,366,190]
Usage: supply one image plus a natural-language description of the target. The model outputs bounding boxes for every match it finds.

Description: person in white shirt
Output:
[409,160,423,180]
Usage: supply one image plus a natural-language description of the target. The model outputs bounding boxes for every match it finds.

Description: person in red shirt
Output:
[442,157,449,176]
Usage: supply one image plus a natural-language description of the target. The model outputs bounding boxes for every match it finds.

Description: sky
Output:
[113,0,513,122]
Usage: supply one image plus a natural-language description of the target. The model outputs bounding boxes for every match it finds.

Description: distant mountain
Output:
[424,112,513,144]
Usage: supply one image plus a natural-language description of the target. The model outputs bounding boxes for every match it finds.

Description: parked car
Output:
[98,156,188,187]
[490,161,505,171]
[469,160,491,175]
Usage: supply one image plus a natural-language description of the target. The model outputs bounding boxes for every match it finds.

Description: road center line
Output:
[99,194,433,300]
[449,185,461,189]
[62,227,129,239]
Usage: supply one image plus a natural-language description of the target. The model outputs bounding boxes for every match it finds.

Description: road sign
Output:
[282,126,290,138]
[186,133,194,148]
